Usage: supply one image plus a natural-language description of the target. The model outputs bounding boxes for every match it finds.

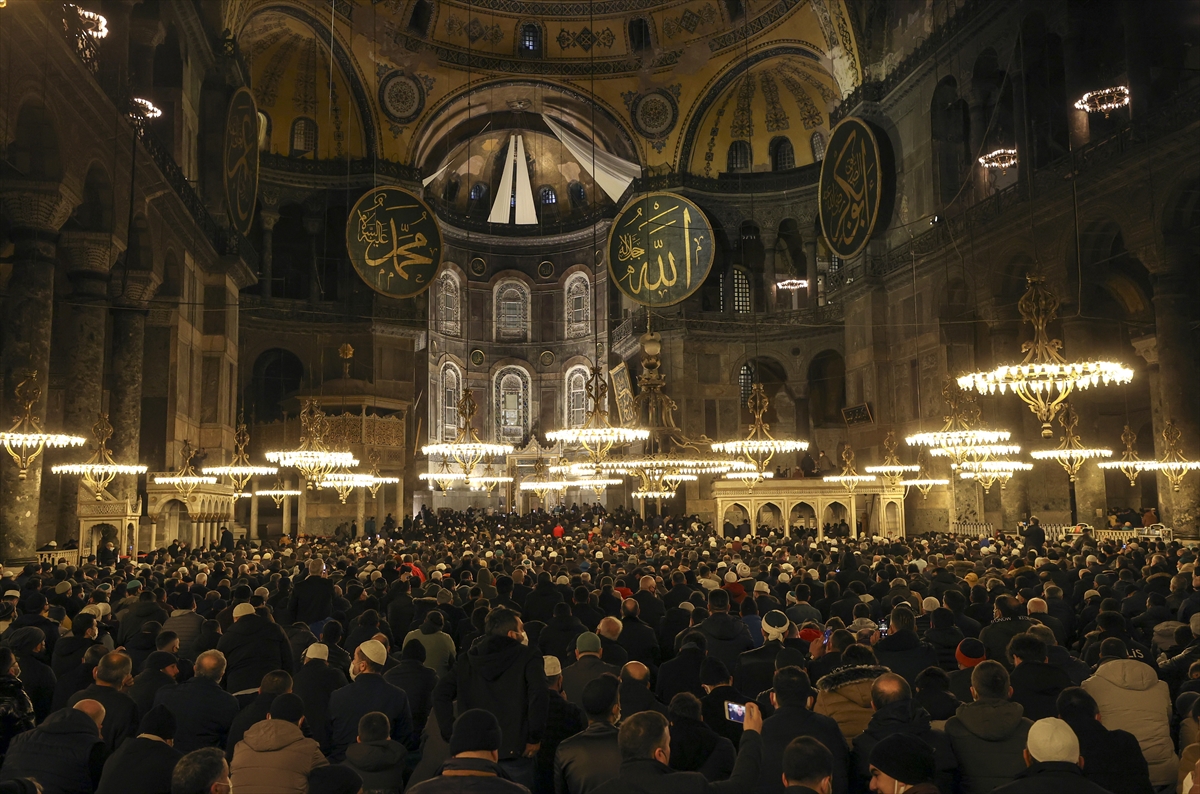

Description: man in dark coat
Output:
[223,669,291,759]
[216,603,293,697]
[555,675,621,794]
[289,560,335,628]
[523,573,565,624]
[991,715,1113,794]
[698,657,747,750]
[327,640,415,762]
[755,667,848,794]
[117,591,168,647]
[619,662,668,716]
[96,704,182,794]
[539,603,588,665]
[695,590,753,673]
[434,607,549,777]
[51,613,102,677]
[633,577,667,631]
[591,703,764,794]
[52,644,107,712]
[733,611,806,700]
[980,596,1037,667]
[1056,686,1154,794]
[8,626,56,722]
[383,638,437,738]
[1008,633,1072,721]
[7,592,60,658]
[154,649,240,753]
[67,651,140,754]
[342,711,407,794]
[0,700,106,793]
[408,709,529,794]
[656,632,707,704]
[1021,518,1047,555]
[292,642,348,751]
[850,673,957,794]
[872,606,939,686]
[128,651,179,716]
[560,631,618,709]
[537,657,587,794]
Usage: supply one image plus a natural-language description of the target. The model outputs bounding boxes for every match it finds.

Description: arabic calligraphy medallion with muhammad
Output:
[346,186,443,299]
[818,116,884,259]
[223,87,260,237]
[607,191,714,307]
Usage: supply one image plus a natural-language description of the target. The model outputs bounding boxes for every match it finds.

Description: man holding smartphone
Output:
[591,701,764,793]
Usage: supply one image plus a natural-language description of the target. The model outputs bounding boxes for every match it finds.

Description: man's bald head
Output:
[598,617,622,640]
[621,661,650,684]
[74,698,106,730]
[1026,597,1047,614]
[870,672,911,711]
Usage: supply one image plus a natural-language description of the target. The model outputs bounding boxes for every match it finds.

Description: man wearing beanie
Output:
[410,708,530,793]
[434,608,548,787]
[97,704,183,794]
[698,656,747,749]
[991,717,1112,793]
[947,638,986,703]
[216,600,293,699]
[561,632,618,708]
[656,631,707,704]
[867,733,939,793]
[328,639,415,762]
[230,693,327,793]
[129,651,180,716]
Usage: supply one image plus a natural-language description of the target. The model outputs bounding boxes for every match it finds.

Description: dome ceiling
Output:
[228,0,862,173]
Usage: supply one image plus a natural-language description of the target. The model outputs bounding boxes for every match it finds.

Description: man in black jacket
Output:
[561,632,618,708]
[555,674,621,794]
[850,673,957,794]
[872,605,939,686]
[289,559,335,629]
[96,704,182,794]
[327,640,415,762]
[129,651,179,716]
[617,599,661,667]
[591,701,763,794]
[695,590,753,673]
[1056,686,1154,794]
[409,709,528,794]
[434,607,548,786]
[216,602,293,698]
[292,642,348,751]
[384,639,437,738]
[1007,633,1071,721]
[154,649,240,753]
[656,632,707,704]
[755,667,847,794]
[67,651,140,755]
[0,699,106,793]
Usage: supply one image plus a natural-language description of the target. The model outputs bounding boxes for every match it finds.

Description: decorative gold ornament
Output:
[865,431,920,486]
[712,383,808,485]
[266,400,357,489]
[1,371,86,480]
[824,446,877,494]
[1029,405,1112,481]
[1074,86,1130,117]
[51,414,146,500]
[1097,424,1142,486]
[154,440,217,500]
[422,390,512,477]
[203,414,277,493]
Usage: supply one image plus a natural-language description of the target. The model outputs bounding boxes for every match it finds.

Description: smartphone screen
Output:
[877,619,889,637]
[724,701,746,723]
[823,628,832,644]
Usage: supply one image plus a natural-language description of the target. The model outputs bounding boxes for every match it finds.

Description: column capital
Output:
[108,268,163,308]
[0,180,79,238]
[59,230,124,278]
[128,16,166,49]
[260,210,281,231]
[1131,334,1158,366]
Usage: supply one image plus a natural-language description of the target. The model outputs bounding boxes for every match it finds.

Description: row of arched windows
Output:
[516,20,653,57]
[437,362,591,441]
[434,272,591,341]
[726,132,825,173]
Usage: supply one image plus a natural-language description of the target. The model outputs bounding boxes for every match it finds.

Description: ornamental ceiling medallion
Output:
[346,186,443,298]
[607,191,714,307]
[223,87,260,236]
[818,116,894,259]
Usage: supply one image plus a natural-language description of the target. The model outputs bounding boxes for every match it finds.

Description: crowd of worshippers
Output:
[4,511,1200,794]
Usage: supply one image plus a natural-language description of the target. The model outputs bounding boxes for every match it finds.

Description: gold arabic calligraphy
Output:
[821,125,878,255]
[356,191,435,290]
[615,199,705,299]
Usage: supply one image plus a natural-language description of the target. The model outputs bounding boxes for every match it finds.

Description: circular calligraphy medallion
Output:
[537,260,555,279]
[345,186,442,299]
[470,349,486,367]
[222,87,259,237]
[379,71,425,124]
[606,192,714,307]
[818,117,889,259]
[539,350,556,367]
[469,257,487,276]
[631,90,678,139]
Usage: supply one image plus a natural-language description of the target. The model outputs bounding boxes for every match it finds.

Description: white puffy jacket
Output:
[1082,657,1177,787]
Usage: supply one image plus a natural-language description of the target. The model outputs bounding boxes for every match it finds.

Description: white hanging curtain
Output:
[513,135,538,225]
[421,164,448,187]
[541,114,641,203]
[488,135,517,224]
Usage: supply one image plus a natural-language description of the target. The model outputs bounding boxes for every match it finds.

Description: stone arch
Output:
[69,162,115,232]
[930,76,969,209]
[758,502,783,529]
[5,99,62,180]
[249,348,305,423]
[723,503,749,527]
[790,501,816,528]
[807,349,845,427]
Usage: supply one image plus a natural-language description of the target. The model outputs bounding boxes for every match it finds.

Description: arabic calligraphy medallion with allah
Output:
[223,87,260,237]
[607,192,714,307]
[346,186,443,298]
[818,116,886,259]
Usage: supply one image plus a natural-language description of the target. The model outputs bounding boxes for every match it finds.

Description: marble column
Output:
[259,210,278,300]
[991,325,1032,528]
[303,213,324,306]
[1062,319,1109,526]
[108,269,161,502]
[282,484,293,539]
[803,239,818,309]
[56,231,122,541]
[0,180,78,561]
[250,478,260,540]
[356,487,366,541]
[761,231,778,314]
[298,481,308,536]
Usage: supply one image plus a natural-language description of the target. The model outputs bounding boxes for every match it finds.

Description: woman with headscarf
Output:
[2,628,53,724]
[0,647,34,756]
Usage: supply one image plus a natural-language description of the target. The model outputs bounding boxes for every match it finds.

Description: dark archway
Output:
[251,349,305,423]
[808,350,846,427]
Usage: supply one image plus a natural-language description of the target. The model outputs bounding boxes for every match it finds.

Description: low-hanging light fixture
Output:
[824,446,877,494]
[203,414,277,493]
[1097,424,1142,487]
[1074,86,1130,118]
[898,449,949,499]
[955,459,1033,493]
[546,365,648,464]
[154,439,217,500]
[865,431,920,487]
[255,475,302,509]
[957,274,1133,437]
[51,413,146,500]
[712,383,808,485]
[1128,420,1200,493]
[907,379,1012,463]
[1029,404,1112,481]
[978,148,1018,173]
[2,371,86,480]
[265,400,357,489]
[422,390,512,477]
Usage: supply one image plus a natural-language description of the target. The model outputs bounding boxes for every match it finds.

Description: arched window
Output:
[564,273,591,338]
[738,363,754,407]
[810,131,826,162]
[494,367,531,443]
[539,186,557,205]
[724,0,745,21]
[629,19,652,52]
[732,268,751,314]
[566,367,589,428]
[494,280,530,341]
[469,182,488,201]
[568,181,587,208]
[257,111,271,152]
[440,363,462,440]
[468,182,489,217]
[519,23,542,57]
[770,137,795,171]
[727,140,751,172]
[290,118,316,156]
[437,272,460,336]
[408,0,432,35]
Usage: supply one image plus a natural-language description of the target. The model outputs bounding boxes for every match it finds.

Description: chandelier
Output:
[51,413,146,500]
[865,431,920,486]
[419,458,467,491]
[319,471,375,504]
[519,457,567,500]
[468,462,514,494]
[907,380,1011,464]
[1,372,86,480]
[130,97,162,121]
[1029,404,1112,481]
[422,390,512,477]
[978,148,1018,173]
[362,452,399,498]
[154,440,217,500]
[1074,86,1130,117]
[1097,424,1142,486]
[776,277,809,291]
[824,446,877,494]
[1132,420,1200,493]
[266,400,357,489]
[955,459,1033,493]
[69,5,108,37]
[725,469,774,482]
[256,476,302,509]
[712,383,808,484]
[899,450,949,499]
[547,365,648,464]
[203,415,277,493]
[957,274,1133,437]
